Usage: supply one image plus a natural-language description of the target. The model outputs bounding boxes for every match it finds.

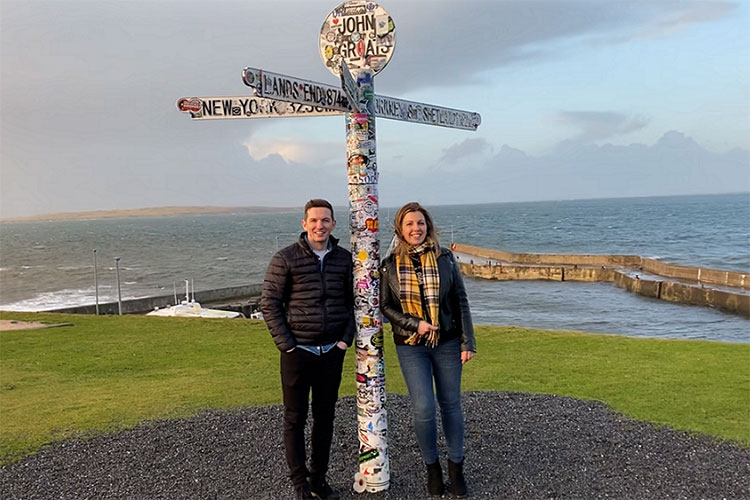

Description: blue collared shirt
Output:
[295,341,339,355]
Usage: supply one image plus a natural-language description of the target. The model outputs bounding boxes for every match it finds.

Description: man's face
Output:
[302,207,335,247]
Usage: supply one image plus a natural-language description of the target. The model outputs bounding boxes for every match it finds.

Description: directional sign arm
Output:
[238,67,481,131]
[242,67,352,113]
[373,95,481,131]
[176,96,342,120]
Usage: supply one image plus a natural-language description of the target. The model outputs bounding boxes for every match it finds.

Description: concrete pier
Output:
[454,243,750,318]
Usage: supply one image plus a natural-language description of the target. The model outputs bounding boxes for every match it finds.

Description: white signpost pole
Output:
[320,1,394,492]
[345,67,389,493]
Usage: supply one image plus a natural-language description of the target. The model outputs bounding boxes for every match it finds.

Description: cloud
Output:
[438,138,492,164]
[655,130,702,150]
[381,1,736,92]
[243,137,339,166]
[381,1,639,91]
[642,1,736,39]
[590,1,736,44]
[378,130,750,207]
[556,111,650,146]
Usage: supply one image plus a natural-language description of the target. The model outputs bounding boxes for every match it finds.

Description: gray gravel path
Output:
[2,392,748,499]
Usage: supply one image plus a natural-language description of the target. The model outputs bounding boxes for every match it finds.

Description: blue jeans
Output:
[396,337,464,464]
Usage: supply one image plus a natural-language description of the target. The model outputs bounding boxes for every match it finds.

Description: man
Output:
[261,199,355,500]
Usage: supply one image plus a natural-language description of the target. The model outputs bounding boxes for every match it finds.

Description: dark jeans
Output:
[280,346,346,486]
[395,337,464,464]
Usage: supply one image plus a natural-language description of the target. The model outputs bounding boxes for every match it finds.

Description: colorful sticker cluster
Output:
[345,63,389,492]
[319,1,396,77]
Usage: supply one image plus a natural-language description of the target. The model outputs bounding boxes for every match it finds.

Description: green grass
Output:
[1,311,748,465]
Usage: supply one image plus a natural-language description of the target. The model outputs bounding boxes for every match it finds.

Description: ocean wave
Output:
[0,287,121,312]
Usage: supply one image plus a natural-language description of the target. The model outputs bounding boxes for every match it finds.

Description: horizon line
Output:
[1,191,747,223]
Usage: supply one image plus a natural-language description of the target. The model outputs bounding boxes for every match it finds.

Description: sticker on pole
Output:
[320,0,395,77]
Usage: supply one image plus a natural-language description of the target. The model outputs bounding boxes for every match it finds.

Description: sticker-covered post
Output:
[320,1,394,493]
[347,67,386,491]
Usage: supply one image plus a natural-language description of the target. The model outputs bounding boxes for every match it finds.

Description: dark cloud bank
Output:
[400,130,749,206]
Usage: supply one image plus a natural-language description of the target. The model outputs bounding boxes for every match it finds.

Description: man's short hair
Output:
[304,199,335,220]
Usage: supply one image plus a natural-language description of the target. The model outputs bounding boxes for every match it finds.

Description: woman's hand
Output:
[461,350,475,365]
[417,320,438,335]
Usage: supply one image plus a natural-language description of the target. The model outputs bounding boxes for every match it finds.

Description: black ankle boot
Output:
[448,459,467,497]
[426,460,445,496]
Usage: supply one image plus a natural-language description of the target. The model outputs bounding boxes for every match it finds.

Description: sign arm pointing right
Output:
[240,66,481,131]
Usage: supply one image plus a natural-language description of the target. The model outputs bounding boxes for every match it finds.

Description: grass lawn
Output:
[1,311,748,465]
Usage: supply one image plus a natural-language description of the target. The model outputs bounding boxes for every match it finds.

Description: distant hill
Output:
[0,206,297,222]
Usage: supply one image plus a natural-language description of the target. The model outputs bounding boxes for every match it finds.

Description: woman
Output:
[380,202,476,497]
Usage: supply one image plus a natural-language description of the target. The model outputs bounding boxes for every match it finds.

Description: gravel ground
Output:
[2,392,748,499]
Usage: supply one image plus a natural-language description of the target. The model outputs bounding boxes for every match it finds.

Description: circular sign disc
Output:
[319,1,395,76]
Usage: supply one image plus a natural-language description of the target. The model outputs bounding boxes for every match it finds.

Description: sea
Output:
[1,193,748,343]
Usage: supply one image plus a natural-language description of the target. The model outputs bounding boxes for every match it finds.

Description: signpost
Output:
[177,0,481,493]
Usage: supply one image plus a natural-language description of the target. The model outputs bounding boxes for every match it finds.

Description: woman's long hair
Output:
[391,202,440,258]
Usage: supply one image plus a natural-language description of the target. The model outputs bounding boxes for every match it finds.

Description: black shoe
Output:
[448,459,468,498]
[308,476,340,500]
[295,482,315,500]
[426,460,445,496]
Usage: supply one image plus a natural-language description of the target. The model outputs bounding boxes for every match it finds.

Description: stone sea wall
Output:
[454,243,750,318]
[47,284,263,316]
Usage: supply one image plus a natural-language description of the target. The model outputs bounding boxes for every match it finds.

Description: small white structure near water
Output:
[146,280,244,319]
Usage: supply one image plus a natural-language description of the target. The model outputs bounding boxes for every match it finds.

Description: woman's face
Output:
[401,211,427,246]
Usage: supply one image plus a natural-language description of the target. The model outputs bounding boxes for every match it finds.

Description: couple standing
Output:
[261,199,477,499]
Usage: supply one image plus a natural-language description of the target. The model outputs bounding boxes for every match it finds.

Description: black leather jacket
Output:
[261,233,355,352]
[380,247,476,352]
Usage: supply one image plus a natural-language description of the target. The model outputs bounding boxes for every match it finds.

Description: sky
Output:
[1,0,749,218]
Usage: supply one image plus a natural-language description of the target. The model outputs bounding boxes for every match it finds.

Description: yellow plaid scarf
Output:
[396,238,440,347]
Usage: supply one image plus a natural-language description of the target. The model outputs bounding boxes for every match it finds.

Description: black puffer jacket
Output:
[380,247,476,353]
[261,233,355,352]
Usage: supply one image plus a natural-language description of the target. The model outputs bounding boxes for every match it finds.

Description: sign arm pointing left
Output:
[176,96,343,120]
